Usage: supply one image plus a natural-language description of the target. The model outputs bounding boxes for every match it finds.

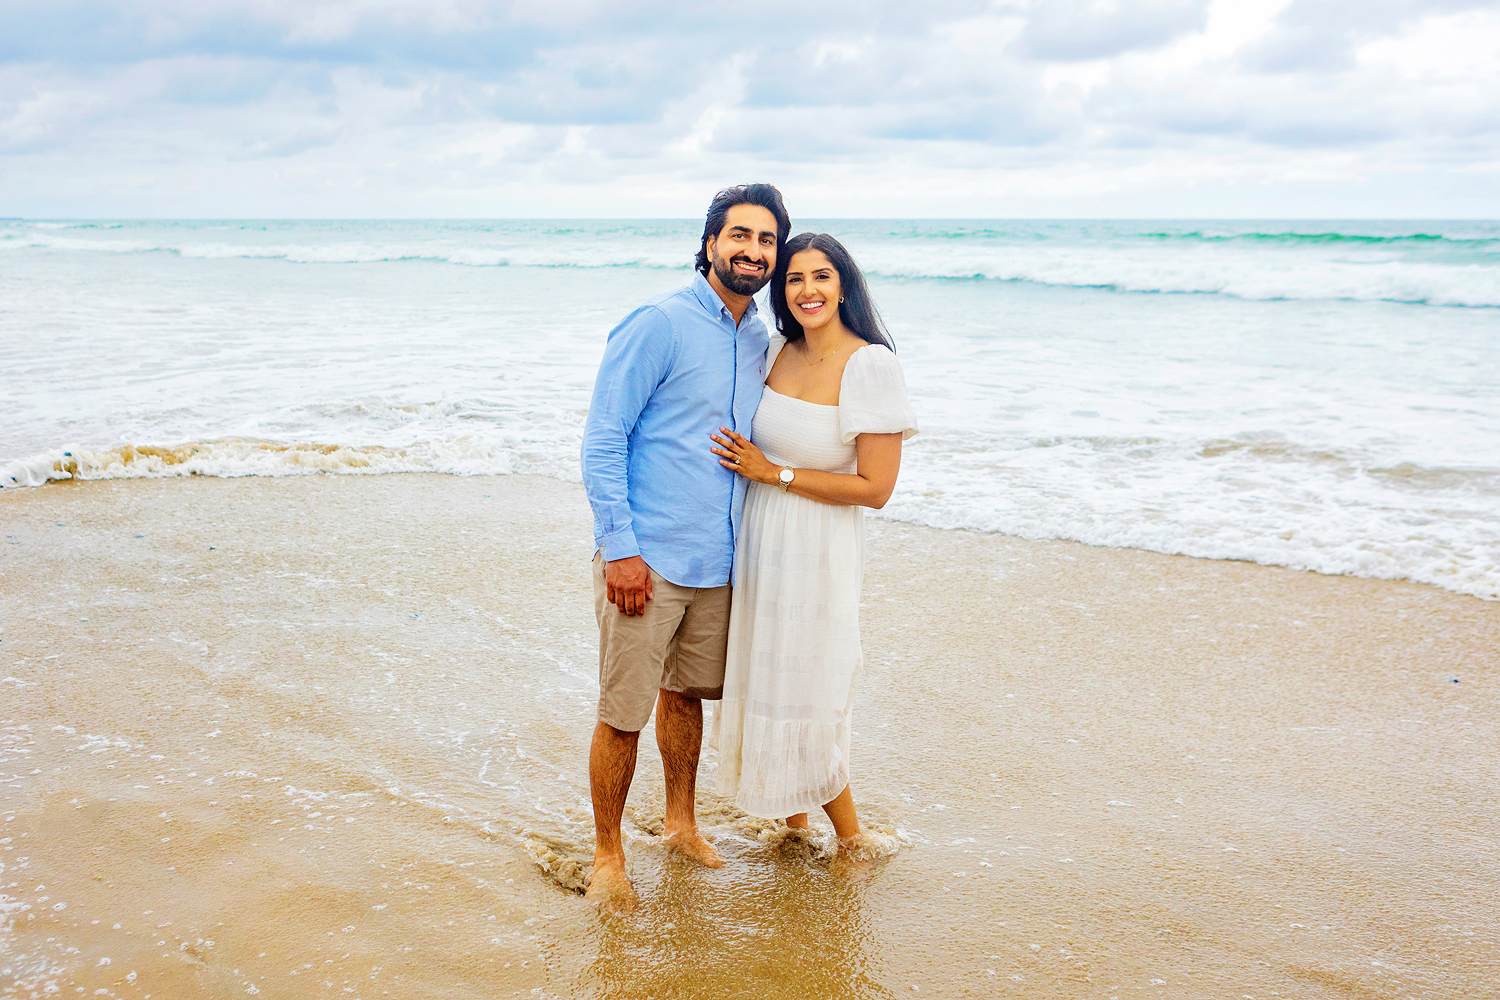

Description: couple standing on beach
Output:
[579,184,918,912]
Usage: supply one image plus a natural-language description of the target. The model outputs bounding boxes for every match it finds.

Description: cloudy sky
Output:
[2,0,1498,217]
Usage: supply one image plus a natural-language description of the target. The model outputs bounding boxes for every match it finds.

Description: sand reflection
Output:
[578,837,893,999]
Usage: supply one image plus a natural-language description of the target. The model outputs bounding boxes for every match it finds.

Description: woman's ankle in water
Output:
[822,785,860,841]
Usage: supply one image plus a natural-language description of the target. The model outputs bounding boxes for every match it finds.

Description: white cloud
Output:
[1,0,1497,216]
[1041,60,1110,95]
[1358,8,1500,79]
[1011,0,1214,61]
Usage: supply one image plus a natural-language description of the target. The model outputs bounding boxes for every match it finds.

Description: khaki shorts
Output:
[593,552,731,733]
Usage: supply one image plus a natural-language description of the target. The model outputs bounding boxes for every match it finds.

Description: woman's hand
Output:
[710,427,780,485]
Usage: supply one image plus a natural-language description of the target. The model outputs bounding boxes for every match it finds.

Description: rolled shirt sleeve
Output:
[580,305,677,562]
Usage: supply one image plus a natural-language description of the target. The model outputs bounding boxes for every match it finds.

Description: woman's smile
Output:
[784,249,843,331]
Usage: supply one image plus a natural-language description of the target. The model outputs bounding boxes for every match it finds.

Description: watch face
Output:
[779,468,794,484]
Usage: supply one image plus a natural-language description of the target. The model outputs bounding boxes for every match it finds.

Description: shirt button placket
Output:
[727,310,739,558]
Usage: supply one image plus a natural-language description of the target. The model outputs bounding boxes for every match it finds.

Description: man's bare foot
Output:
[663,828,725,868]
[585,856,638,914]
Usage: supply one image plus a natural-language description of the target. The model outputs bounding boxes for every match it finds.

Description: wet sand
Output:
[1,473,1495,999]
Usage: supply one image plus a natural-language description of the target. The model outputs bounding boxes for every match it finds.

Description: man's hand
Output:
[605,556,653,616]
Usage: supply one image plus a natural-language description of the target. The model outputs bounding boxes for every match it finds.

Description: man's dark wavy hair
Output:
[770,233,894,351]
[694,183,792,275]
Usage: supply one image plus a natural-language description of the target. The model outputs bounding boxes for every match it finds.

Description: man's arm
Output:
[580,305,675,615]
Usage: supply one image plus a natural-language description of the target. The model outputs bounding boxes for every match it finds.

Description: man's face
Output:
[705,203,779,296]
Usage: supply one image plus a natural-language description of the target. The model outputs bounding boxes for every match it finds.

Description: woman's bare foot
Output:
[585,856,638,914]
[662,828,725,868]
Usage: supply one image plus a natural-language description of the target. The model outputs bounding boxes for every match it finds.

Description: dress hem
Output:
[725,768,851,821]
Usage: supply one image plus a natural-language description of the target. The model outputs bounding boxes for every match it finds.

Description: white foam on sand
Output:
[1,438,514,488]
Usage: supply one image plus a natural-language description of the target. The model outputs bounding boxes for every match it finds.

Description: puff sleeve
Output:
[837,344,918,445]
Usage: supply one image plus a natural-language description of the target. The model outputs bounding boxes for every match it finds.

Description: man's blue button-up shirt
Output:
[581,271,770,588]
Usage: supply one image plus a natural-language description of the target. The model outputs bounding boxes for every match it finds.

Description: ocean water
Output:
[2,218,1497,599]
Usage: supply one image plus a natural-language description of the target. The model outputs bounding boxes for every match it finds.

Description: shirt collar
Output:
[691,270,759,328]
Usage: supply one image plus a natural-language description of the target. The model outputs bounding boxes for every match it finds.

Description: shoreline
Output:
[3,464,1495,604]
[2,474,1496,998]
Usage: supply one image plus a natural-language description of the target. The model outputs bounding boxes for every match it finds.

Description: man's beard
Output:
[711,251,771,296]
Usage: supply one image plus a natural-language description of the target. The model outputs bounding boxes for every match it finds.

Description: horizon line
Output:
[5,215,1499,223]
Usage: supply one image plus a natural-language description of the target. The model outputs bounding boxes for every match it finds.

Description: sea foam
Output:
[1,438,515,489]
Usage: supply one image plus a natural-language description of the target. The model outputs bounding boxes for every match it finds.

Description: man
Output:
[579,183,790,912]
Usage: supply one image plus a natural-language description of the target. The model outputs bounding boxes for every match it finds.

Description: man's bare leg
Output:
[822,784,861,843]
[587,721,641,912]
[656,689,724,868]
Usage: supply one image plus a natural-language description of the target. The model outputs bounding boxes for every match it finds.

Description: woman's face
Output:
[783,249,843,332]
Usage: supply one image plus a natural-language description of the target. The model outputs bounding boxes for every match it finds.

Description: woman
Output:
[708,233,918,844]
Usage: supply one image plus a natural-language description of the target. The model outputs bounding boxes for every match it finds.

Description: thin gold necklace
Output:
[802,339,845,366]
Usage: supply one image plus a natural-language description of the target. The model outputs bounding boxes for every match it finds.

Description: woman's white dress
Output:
[711,336,918,819]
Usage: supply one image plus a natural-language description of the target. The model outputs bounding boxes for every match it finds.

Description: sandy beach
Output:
[1,473,1495,999]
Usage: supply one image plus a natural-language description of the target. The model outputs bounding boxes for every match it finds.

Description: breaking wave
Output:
[5,218,1496,307]
[0,438,513,489]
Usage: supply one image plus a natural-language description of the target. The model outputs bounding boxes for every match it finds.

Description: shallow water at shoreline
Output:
[3,474,1496,998]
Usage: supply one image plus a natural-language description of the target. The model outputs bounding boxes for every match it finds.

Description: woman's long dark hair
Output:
[769,233,894,351]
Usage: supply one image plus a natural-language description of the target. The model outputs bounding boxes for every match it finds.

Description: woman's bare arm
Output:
[710,427,903,509]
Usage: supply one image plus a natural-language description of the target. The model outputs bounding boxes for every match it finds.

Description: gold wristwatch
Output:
[777,467,795,492]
